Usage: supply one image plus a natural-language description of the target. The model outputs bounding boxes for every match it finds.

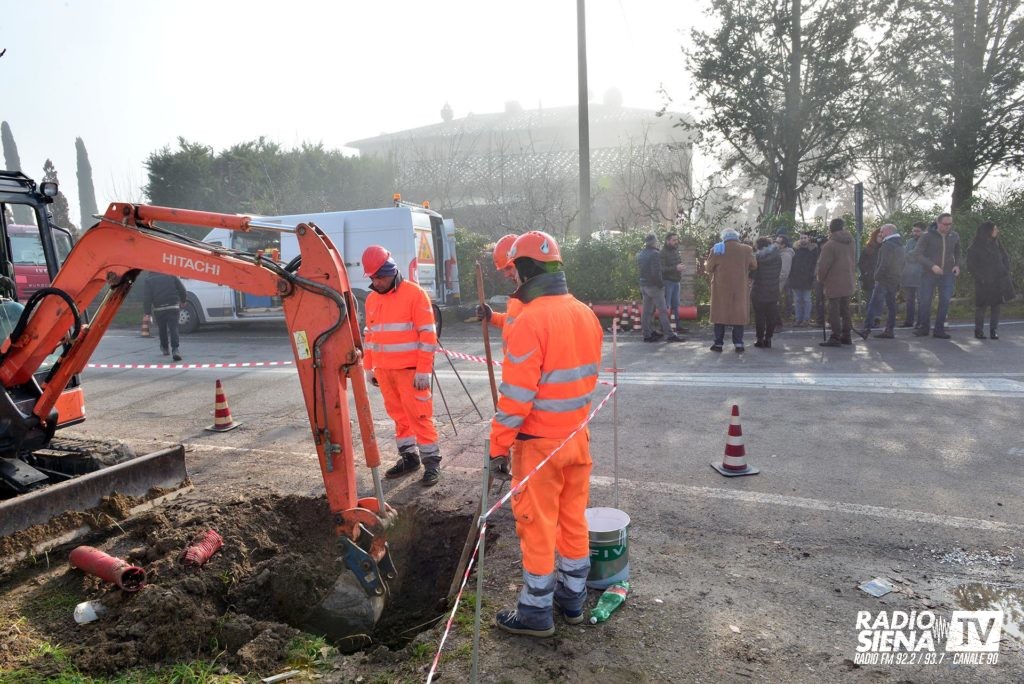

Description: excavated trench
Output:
[0,492,486,676]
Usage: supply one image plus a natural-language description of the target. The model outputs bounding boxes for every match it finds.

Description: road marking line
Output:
[589,475,1023,533]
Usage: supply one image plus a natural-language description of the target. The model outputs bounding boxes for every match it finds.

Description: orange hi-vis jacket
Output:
[490,272,603,456]
[363,278,437,375]
[489,298,523,352]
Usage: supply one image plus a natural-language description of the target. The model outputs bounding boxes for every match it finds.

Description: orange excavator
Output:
[0,183,397,637]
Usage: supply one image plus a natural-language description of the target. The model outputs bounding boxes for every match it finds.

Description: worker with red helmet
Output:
[360,245,442,486]
[476,233,521,339]
[487,230,604,637]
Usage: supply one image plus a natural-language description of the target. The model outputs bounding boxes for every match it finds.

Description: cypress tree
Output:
[2,121,34,224]
[75,137,99,228]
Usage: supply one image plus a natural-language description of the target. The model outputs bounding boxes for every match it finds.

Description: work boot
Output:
[665,334,684,343]
[840,336,853,345]
[385,450,421,479]
[854,328,870,340]
[494,609,554,638]
[932,331,951,339]
[912,327,929,337]
[421,464,440,487]
[709,344,723,353]
[753,338,766,348]
[975,329,986,339]
[875,329,895,339]
[990,329,999,340]
[819,338,842,348]
[172,350,182,362]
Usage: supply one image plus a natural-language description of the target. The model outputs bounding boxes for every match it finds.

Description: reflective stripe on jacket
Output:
[363,279,437,374]
[490,272,603,456]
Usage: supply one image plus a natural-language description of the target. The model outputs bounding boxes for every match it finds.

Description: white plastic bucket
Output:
[585,507,630,590]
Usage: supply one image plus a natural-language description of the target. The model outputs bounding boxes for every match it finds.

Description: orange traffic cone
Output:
[205,379,242,432]
[140,314,152,338]
[711,404,759,477]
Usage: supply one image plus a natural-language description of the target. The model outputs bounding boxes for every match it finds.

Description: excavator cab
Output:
[0,171,91,497]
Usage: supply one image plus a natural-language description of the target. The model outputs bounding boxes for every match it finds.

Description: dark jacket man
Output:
[143,273,186,314]
[914,224,961,273]
[637,241,664,288]
[661,240,682,283]
[788,238,819,290]
[874,234,906,290]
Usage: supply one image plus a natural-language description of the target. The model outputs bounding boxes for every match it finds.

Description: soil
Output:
[2,456,1022,683]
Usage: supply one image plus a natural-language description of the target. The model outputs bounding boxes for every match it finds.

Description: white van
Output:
[178,203,460,333]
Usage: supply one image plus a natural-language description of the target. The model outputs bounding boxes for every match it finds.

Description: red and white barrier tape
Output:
[426,383,617,682]
[86,360,295,370]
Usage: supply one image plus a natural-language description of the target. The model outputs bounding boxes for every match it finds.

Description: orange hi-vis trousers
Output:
[376,367,438,452]
[510,431,592,576]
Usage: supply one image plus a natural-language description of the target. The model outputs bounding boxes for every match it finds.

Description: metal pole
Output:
[438,341,484,419]
[431,369,457,435]
[577,0,591,240]
[612,317,620,509]
[470,440,490,682]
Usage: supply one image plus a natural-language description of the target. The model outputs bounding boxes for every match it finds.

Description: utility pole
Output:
[577,0,591,239]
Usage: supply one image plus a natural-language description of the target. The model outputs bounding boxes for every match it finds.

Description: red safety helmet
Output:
[509,230,561,263]
[492,234,518,270]
[362,245,392,277]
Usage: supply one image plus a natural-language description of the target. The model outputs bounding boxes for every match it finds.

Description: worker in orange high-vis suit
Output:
[476,233,521,348]
[488,230,604,637]
[361,245,442,487]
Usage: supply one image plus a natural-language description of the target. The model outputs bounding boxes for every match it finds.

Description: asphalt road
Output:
[67,317,1024,680]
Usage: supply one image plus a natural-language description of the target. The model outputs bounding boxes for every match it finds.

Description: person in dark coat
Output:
[751,237,782,348]
[899,222,925,327]
[913,213,961,339]
[788,232,819,327]
[660,232,686,334]
[816,218,857,347]
[856,224,905,339]
[966,221,1013,340]
[143,272,187,361]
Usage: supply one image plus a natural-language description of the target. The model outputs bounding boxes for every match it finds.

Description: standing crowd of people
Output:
[699,213,1015,351]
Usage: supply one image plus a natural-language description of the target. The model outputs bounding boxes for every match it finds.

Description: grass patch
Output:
[20,589,80,622]
[286,634,336,669]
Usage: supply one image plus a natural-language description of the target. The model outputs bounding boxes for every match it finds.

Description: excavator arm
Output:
[0,203,396,632]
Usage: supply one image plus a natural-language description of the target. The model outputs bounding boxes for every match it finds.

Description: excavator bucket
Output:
[0,445,188,540]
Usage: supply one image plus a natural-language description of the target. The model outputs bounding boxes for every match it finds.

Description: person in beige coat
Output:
[706,228,757,352]
[815,218,857,347]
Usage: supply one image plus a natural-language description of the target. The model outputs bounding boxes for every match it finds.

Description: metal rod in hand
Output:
[432,369,457,435]
[476,262,499,410]
[612,317,620,510]
[438,340,484,419]
[471,440,490,682]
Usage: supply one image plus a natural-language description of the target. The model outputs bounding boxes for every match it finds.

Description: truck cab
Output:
[179,201,460,333]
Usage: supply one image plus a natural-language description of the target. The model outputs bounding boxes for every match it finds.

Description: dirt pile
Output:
[2,493,371,676]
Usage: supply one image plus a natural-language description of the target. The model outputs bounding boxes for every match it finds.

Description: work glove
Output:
[476,303,492,322]
[413,372,431,390]
[489,455,512,482]
[365,369,378,387]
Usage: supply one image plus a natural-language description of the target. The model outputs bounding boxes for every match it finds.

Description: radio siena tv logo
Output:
[854,610,1003,666]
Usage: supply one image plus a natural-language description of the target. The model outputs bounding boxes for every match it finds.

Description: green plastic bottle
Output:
[589,581,630,624]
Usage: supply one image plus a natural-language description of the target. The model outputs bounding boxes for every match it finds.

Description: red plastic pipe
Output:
[182,529,223,568]
[69,546,147,592]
